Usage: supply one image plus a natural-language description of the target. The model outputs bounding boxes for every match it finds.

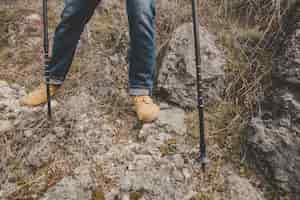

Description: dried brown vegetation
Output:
[0,0,295,199]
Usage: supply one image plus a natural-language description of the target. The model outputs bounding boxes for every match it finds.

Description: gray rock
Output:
[246,4,300,198]
[182,168,192,180]
[158,103,186,135]
[247,100,300,196]
[156,23,225,109]
[53,126,66,138]
[0,120,13,133]
[138,123,157,140]
[0,80,17,99]
[158,0,177,10]
[172,154,185,169]
[24,129,33,138]
[99,0,120,10]
[74,165,94,190]
[222,167,265,200]
[121,193,130,200]
[41,176,92,200]
[65,92,96,118]
[105,188,120,200]
[272,4,300,84]
[120,176,132,192]
[26,135,57,168]
[94,131,194,200]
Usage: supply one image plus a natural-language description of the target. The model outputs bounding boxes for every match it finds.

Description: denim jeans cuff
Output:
[46,76,64,85]
[129,88,151,96]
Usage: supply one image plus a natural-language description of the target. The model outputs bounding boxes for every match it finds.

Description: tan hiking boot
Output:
[132,96,160,123]
[20,83,60,107]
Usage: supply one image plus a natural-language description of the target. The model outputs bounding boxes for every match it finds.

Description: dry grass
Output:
[188,0,296,139]
[179,1,298,198]
[190,1,296,198]
[201,0,294,109]
[5,160,72,199]
[0,1,295,199]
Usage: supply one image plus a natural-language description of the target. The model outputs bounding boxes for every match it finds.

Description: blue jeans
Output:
[49,0,156,96]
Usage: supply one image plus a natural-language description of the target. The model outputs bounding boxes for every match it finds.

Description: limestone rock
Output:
[158,103,187,135]
[246,4,300,198]
[272,4,300,84]
[156,23,225,109]
[0,120,13,133]
[222,167,265,200]
[26,135,57,168]
[41,176,92,200]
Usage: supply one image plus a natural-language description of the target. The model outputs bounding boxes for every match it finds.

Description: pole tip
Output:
[198,154,209,172]
[202,163,206,172]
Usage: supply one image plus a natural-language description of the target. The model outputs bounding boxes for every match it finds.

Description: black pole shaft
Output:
[191,0,207,171]
[43,0,52,119]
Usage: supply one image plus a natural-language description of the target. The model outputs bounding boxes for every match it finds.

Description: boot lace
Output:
[133,96,153,104]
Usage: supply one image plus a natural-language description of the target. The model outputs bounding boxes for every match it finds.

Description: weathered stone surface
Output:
[97,125,194,200]
[26,135,57,168]
[247,3,300,199]
[0,120,13,133]
[0,80,205,199]
[222,167,265,200]
[156,23,225,109]
[40,176,92,200]
[247,89,300,197]
[99,0,120,10]
[158,103,186,135]
[273,4,300,84]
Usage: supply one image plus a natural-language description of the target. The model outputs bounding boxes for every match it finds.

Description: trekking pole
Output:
[43,0,52,119]
[191,0,209,172]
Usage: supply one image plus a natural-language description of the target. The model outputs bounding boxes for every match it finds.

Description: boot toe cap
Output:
[137,105,160,123]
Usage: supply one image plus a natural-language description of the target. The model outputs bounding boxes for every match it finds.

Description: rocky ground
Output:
[0,0,288,200]
[0,79,265,200]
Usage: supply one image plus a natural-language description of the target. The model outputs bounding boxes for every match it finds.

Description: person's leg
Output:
[126,0,159,123]
[20,0,99,107]
[126,0,156,96]
[49,0,100,84]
